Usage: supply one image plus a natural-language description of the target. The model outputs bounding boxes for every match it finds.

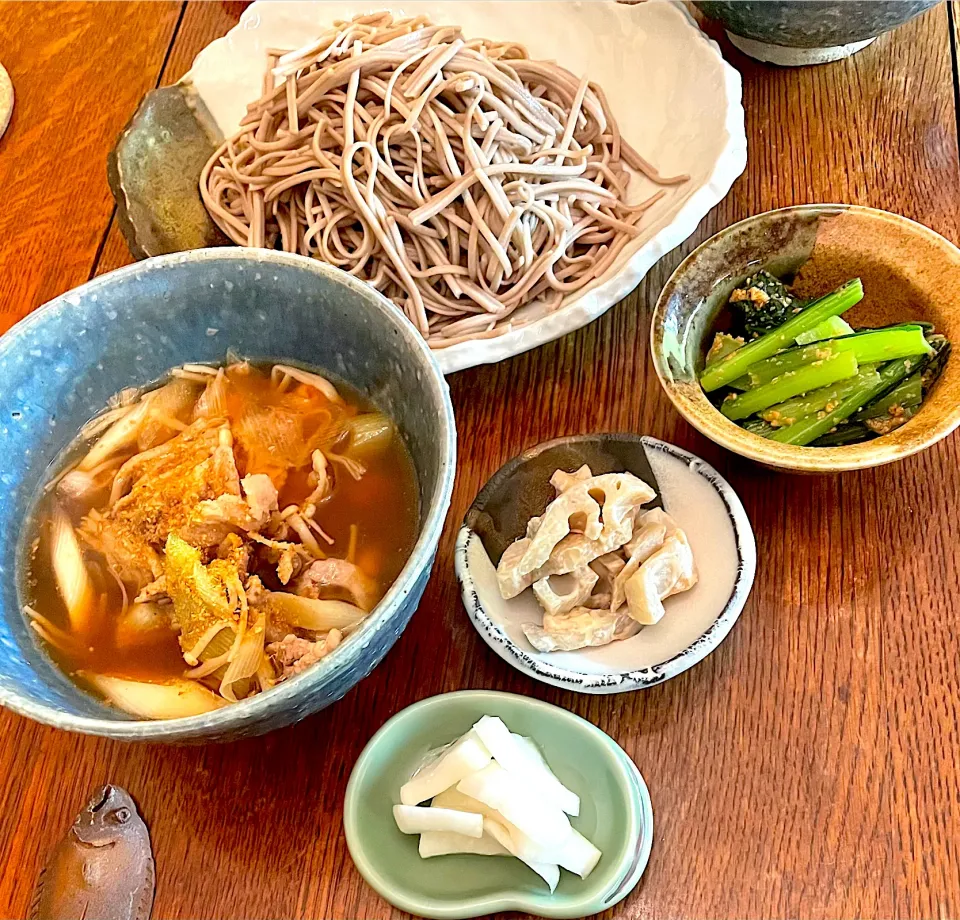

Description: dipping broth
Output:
[20,359,419,718]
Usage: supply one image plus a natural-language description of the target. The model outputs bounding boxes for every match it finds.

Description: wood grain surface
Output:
[0,2,182,334]
[1,3,959,918]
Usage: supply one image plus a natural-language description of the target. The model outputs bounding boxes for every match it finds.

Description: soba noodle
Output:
[200,12,686,347]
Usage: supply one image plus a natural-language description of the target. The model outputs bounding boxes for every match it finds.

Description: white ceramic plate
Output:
[455,437,756,692]
[187,0,746,373]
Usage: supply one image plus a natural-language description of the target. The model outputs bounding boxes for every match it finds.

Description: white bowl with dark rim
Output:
[454,435,755,693]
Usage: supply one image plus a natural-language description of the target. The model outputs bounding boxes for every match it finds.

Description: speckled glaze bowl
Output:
[0,249,456,742]
[695,1,940,65]
[652,205,960,473]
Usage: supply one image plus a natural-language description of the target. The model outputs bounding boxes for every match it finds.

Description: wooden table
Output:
[1,3,959,917]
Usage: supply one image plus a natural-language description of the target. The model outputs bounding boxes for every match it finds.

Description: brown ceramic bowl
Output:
[651,205,960,472]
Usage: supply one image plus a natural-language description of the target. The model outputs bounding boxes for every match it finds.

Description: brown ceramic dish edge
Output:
[651,204,960,472]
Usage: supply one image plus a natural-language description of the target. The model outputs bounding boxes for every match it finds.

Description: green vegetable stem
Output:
[794,315,854,346]
[760,367,881,427]
[811,423,874,447]
[700,279,864,393]
[854,373,922,420]
[738,325,932,389]
[705,333,746,367]
[740,417,777,438]
[770,354,929,446]
[720,351,860,421]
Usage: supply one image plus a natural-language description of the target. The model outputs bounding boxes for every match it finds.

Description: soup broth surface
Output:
[21,360,419,716]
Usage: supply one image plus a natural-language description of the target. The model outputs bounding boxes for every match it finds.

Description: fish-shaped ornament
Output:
[30,785,155,920]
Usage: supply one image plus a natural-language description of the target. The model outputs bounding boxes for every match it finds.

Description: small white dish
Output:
[455,435,756,693]
[185,0,747,374]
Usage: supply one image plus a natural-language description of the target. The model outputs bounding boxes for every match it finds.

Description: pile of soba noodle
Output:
[200,12,685,348]
[28,360,405,719]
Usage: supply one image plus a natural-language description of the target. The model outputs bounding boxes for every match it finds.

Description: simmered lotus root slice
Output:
[589,551,626,596]
[521,606,639,653]
[516,472,655,577]
[611,509,677,612]
[623,508,676,558]
[549,465,593,495]
[532,565,599,617]
[546,528,635,575]
[622,532,698,625]
[518,492,602,577]
[497,466,697,652]
[497,537,536,599]
[497,526,637,600]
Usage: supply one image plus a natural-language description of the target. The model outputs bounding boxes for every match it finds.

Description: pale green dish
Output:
[343,690,653,919]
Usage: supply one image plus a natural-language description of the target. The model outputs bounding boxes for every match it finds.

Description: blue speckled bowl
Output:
[0,249,456,742]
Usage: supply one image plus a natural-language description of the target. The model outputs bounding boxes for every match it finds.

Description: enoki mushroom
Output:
[200,12,687,348]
